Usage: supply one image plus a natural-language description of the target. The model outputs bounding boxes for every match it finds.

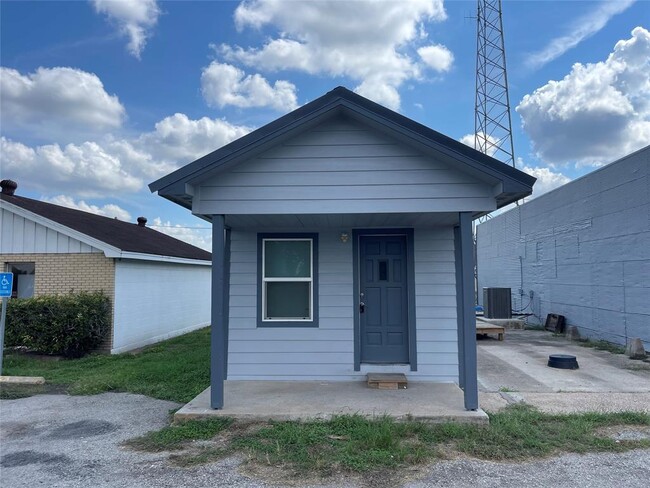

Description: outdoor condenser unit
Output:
[483,288,512,319]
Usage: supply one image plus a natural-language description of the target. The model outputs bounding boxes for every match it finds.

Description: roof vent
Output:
[1,179,17,196]
[137,216,147,227]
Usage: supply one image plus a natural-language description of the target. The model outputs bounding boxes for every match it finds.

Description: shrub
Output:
[5,292,111,358]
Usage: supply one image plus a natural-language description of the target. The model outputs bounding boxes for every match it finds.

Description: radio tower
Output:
[474,0,516,169]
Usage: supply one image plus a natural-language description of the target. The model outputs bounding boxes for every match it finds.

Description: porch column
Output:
[454,212,479,410]
[211,215,230,409]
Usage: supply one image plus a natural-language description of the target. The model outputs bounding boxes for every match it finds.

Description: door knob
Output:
[360,301,365,313]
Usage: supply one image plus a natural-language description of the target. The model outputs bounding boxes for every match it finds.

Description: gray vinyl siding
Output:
[194,117,496,216]
[227,227,458,381]
[414,227,458,380]
[477,146,650,348]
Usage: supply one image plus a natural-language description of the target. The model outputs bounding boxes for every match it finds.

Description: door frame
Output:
[352,228,417,371]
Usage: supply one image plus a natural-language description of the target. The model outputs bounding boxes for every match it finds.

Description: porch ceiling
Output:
[224,212,460,229]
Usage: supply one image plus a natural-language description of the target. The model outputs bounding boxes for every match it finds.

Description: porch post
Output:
[455,212,479,410]
[211,215,228,409]
[454,226,466,390]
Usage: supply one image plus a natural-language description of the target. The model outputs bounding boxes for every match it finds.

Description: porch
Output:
[175,381,489,424]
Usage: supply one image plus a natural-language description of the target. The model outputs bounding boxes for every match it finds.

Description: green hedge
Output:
[5,292,111,358]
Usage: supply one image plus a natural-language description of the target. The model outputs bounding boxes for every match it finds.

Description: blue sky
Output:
[1,0,648,249]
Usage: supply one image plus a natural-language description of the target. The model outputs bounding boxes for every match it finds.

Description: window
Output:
[6,262,35,298]
[258,233,318,326]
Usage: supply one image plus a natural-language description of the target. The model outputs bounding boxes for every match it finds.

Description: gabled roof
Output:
[1,192,211,262]
[150,86,535,211]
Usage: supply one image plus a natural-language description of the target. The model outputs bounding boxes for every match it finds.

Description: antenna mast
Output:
[474,0,516,168]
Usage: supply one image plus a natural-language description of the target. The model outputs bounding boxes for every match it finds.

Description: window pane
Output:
[266,282,310,319]
[264,240,311,278]
[7,262,35,299]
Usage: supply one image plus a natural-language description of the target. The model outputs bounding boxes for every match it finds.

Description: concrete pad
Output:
[175,381,489,425]
[0,376,45,385]
[477,330,650,413]
[517,392,650,414]
[478,330,650,394]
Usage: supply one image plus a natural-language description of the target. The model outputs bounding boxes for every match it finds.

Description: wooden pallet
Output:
[476,324,505,341]
[367,373,408,390]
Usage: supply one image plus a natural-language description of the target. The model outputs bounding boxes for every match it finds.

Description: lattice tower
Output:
[474,0,516,169]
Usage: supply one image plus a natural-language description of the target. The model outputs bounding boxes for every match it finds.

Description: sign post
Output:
[0,272,14,375]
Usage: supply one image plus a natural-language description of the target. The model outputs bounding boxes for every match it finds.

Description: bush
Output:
[5,292,111,358]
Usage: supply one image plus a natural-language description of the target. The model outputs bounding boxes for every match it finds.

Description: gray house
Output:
[150,87,535,410]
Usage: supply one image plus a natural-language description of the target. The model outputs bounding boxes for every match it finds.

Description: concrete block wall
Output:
[1,252,116,349]
[477,146,650,348]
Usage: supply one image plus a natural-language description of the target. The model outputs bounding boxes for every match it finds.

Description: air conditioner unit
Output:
[483,288,512,319]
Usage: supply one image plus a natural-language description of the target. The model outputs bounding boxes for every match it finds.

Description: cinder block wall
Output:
[1,252,116,350]
[477,147,650,349]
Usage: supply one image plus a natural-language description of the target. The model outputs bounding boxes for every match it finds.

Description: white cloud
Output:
[41,194,132,221]
[150,217,212,251]
[219,0,448,110]
[0,67,125,136]
[92,0,160,59]
[521,164,571,198]
[460,132,499,157]
[1,136,143,196]
[201,62,297,111]
[137,113,252,165]
[526,0,636,69]
[418,44,454,72]
[1,111,251,196]
[517,27,650,166]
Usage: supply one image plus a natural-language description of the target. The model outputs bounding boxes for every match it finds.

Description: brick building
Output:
[0,180,212,353]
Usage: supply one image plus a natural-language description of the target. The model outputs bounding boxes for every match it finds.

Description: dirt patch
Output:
[164,420,267,467]
[1,450,71,468]
[0,382,68,399]
[48,420,118,439]
[595,425,650,442]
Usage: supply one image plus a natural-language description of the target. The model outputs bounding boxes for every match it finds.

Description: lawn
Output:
[125,405,650,474]
[1,327,210,403]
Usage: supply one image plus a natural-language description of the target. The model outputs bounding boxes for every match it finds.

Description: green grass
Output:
[126,405,648,474]
[1,327,210,403]
[234,414,434,473]
[125,417,233,451]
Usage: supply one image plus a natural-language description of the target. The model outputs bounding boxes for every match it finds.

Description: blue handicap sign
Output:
[0,273,13,298]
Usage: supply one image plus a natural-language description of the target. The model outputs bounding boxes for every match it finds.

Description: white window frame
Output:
[261,238,313,322]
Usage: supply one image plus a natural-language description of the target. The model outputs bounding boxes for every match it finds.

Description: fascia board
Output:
[117,252,211,266]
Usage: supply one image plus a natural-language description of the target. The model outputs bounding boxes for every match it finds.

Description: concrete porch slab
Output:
[175,381,489,424]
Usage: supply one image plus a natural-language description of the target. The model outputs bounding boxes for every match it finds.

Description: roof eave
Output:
[150,86,536,205]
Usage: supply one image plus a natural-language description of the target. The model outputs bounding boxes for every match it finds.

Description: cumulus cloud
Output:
[1,136,143,196]
[150,217,212,251]
[521,164,571,198]
[219,0,448,110]
[41,194,132,221]
[517,27,650,166]
[92,0,160,59]
[137,113,252,165]
[1,112,251,196]
[418,44,454,72]
[201,62,297,111]
[526,0,636,69]
[460,132,499,157]
[0,67,125,136]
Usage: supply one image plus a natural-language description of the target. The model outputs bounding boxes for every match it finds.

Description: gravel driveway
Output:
[1,392,649,487]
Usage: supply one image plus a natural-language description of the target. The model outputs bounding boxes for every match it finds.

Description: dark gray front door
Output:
[359,235,409,363]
